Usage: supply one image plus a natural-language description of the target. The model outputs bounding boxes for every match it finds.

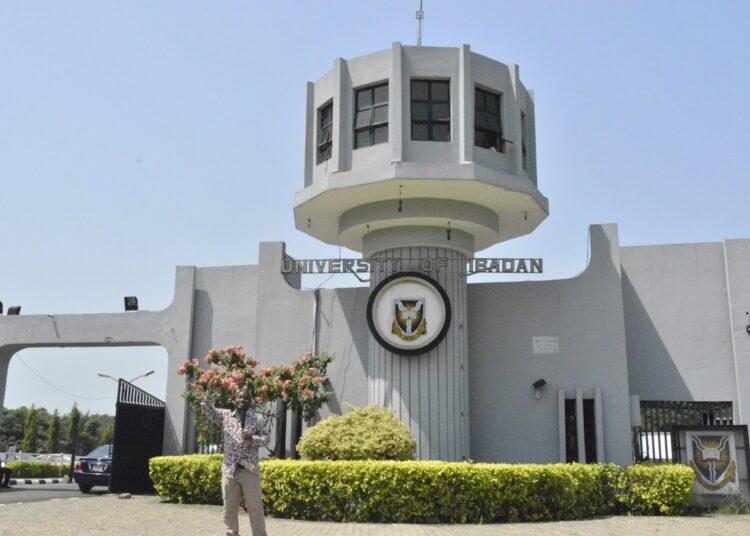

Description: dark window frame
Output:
[317,100,333,165]
[565,397,597,464]
[474,86,504,152]
[411,79,451,142]
[521,110,528,171]
[353,82,389,149]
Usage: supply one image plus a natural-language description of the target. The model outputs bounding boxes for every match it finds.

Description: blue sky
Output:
[1,1,748,416]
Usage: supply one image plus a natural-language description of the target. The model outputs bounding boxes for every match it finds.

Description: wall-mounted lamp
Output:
[124,297,139,311]
[7,306,21,316]
[533,378,547,400]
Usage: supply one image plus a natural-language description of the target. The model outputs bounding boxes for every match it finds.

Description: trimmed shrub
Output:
[260,460,618,523]
[149,456,695,522]
[611,463,695,515]
[149,454,223,504]
[5,462,67,478]
[296,405,416,461]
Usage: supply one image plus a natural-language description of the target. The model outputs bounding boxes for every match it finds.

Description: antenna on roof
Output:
[416,0,424,46]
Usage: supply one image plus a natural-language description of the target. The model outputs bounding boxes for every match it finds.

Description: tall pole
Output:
[416,0,424,46]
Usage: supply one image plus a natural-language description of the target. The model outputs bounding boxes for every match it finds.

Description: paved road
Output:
[0,483,100,505]
[0,493,749,536]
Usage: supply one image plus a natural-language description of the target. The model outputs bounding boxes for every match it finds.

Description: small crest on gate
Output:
[689,434,737,491]
[392,299,426,341]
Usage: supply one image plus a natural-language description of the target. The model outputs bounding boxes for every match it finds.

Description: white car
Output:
[33,453,73,465]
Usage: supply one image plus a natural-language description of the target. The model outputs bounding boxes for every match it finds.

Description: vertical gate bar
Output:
[648,405,655,461]
[657,404,662,460]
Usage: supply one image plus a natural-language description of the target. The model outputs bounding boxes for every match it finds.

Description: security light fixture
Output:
[124,296,138,311]
[533,378,547,400]
[7,306,21,316]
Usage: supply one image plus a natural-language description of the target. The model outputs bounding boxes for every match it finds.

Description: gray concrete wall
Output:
[191,265,258,360]
[467,224,634,465]
[4,232,745,465]
[621,239,750,422]
[315,286,371,414]
[724,239,750,424]
[253,242,314,364]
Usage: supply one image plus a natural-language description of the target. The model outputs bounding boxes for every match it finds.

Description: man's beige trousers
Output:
[221,468,267,536]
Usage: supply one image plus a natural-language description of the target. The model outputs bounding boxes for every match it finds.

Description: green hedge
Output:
[611,463,696,515]
[149,457,695,522]
[261,460,619,523]
[5,462,68,478]
[149,454,223,505]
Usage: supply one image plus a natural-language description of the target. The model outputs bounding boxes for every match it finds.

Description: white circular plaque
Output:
[367,272,451,355]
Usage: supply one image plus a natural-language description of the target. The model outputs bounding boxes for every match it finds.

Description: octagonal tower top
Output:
[294,43,549,257]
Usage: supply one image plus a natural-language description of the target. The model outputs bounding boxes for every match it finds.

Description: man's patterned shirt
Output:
[201,395,270,479]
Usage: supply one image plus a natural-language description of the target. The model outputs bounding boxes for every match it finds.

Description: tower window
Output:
[354,83,388,149]
[317,101,333,164]
[474,87,503,152]
[521,110,528,171]
[411,79,450,141]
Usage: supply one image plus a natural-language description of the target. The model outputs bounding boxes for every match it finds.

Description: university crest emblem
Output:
[689,434,737,491]
[366,272,451,356]
[392,299,426,341]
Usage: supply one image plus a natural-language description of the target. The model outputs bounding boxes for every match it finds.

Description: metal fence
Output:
[632,400,733,461]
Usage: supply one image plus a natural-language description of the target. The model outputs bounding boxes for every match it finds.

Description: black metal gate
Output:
[632,400,733,462]
[109,379,165,493]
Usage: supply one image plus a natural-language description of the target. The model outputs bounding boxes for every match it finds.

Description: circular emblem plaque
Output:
[366,272,451,356]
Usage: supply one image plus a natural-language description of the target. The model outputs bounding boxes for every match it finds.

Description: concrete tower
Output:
[294,43,548,460]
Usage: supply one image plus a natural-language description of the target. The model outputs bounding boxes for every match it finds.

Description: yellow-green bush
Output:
[260,460,616,522]
[149,454,223,504]
[149,456,695,522]
[611,463,695,515]
[5,462,67,478]
[296,405,416,461]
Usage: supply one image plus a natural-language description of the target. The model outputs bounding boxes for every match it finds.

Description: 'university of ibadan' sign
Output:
[282,257,543,275]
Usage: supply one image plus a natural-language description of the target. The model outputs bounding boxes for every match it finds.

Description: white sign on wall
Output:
[532,336,559,355]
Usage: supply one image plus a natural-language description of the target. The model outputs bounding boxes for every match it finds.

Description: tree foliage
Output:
[21,405,40,452]
[178,346,333,446]
[0,404,115,455]
[46,410,61,453]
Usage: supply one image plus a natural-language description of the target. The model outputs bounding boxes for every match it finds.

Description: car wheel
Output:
[78,483,93,493]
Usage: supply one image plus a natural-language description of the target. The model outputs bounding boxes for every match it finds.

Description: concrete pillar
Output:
[367,242,469,461]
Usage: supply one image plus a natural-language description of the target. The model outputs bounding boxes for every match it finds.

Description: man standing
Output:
[0,461,12,488]
[202,387,270,536]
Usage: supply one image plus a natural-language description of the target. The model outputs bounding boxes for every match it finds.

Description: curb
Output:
[8,478,67,485]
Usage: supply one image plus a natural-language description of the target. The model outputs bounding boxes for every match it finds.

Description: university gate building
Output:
[1,44,748,480]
